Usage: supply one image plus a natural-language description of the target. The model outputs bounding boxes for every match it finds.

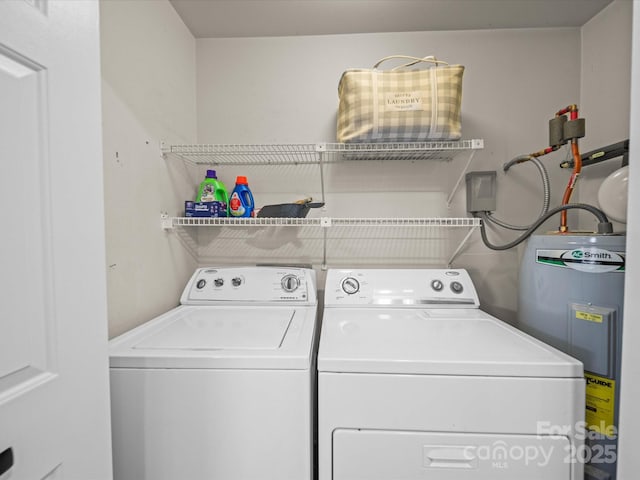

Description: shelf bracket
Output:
[447,224,478,267]
[316,143,327,204]
[321,228,328,271]
[161,212,174,230]
[320,216,332,270]
[159,140,170,156]
[446,149,476,207]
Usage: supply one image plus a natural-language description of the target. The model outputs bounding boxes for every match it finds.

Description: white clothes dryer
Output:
[318,268,585,480]
[110,266,318,480]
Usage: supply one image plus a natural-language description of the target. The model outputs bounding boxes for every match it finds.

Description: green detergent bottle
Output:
[196,170,229,216]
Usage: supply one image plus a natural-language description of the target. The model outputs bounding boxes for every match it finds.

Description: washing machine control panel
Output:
[326,269,479,308]
[181,267,317,305]
[281,274,300,293]
[341,277,361,295]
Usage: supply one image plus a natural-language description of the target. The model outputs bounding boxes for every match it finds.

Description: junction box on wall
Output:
[465,171,496,214]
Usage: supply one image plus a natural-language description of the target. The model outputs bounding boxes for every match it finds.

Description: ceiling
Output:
[169,0,614,39]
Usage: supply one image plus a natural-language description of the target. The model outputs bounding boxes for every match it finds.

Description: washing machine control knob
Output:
[431,279,444,292]
[214,278,224,287]
[196,279,207,289]
[450,281,464,294]
[281,274,300,292]
[341,277,360,295]
[231,277,242,287]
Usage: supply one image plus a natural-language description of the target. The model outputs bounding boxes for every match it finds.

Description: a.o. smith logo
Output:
[570,250,612,260]
[536,248,625,273]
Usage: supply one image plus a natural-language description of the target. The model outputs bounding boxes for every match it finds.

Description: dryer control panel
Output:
[181,267,317,305]
[325,269,479,308]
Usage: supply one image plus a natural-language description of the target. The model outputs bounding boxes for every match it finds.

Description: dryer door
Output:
[333,429,573,479]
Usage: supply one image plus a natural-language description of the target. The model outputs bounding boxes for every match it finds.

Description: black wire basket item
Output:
[257,199,324,218]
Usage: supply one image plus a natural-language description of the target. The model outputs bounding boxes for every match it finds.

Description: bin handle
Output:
[373,55,449,71]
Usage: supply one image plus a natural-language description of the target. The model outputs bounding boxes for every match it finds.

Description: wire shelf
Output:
[161,140,485,266]
[171,217,323,227]
[164,143,320,165]
[168,217,480,228]
[325,139,483,161]
[163,140,483,165]
[330,217,481,227]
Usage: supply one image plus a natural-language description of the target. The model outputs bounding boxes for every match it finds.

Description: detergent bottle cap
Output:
[235,175,248,185]
[206,169,217,178]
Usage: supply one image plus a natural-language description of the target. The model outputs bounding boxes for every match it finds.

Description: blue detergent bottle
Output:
[229,176,255,217]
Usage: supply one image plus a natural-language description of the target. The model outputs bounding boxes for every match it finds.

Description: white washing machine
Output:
[318,268,585,480]
[109,266,318,480]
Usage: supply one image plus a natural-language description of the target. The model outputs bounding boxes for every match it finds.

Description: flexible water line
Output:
[485,155,551,231]
[477,204,612,251]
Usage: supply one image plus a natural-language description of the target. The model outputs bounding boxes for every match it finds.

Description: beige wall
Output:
[195,28,583,322]
[100,0,198,337]
[578,0,632,231]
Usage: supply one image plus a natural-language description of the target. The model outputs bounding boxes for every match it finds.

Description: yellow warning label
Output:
[585,372,616,434]
[576,311,603,323]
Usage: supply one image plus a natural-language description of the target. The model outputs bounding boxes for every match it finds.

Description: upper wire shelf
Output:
[162,140,484,165]
[163,143,319,165]
[327,139,483,161]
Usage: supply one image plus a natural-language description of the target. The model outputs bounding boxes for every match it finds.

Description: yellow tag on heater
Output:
[576,311,604,323]
[585,372,615,434]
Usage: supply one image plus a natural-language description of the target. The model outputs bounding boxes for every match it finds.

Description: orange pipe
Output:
[530,146,559,158]
[522,104,582,232]
[556,104,578,119]
[559,140,582,232]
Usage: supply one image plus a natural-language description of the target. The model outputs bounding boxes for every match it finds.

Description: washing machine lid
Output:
[109,305,317,369]
[318,308,583,377]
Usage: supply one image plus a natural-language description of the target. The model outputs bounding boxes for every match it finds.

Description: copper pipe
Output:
[559,140,583,232]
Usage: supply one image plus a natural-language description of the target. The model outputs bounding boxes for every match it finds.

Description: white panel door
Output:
[0,1,112,479]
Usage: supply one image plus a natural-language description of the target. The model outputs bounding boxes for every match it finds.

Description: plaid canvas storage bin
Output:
[337,55,464,143]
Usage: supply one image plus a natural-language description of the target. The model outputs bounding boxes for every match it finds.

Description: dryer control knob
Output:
[431,279,444,292]
[281,274,300,293]
[214,278,224,287]
[231,277,242,287]
[450,281,464,294]
[341,277,360,295]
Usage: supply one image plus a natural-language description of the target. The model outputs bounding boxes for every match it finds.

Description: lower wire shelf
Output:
[165,216,480,228]
[162,215,481,267]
